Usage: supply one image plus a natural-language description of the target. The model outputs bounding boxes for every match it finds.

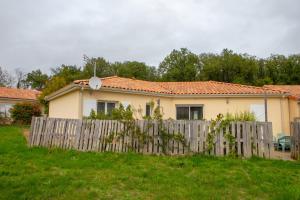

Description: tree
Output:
[82,57,114,78]
[51,65,82,84]
[159,48,201,81]
[15,68,27,89]
[199,49,259,85]
[25,69,49,90]
[0,67,13,87]
[40,76,67,114]
[113,61,158,81]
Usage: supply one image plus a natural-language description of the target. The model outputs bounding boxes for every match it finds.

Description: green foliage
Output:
[87,102,187,155]
[9,102,41,124]
[83,57,114,78]
[24,69,48,90]
[225,111,256,121]
[199,49,259,85]
[113,61,158,81]
[88,104,134,120]
[2,126,300,199]
[143,101,187,154]
[159,48,300,86]
[51,65,83,84]
[206,112,256,157]
[159,48,201,81]
[15,49,300,110]
[39,76,67,114]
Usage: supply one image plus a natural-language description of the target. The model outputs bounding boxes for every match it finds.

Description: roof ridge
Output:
[71,76,284,95]
[208,80,281,92]
[263,85,300,95]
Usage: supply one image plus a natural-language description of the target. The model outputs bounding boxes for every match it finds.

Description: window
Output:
[107,103,115,115]
[97,101,116,115]
[145,104,151,117]
[0,103,13,117]
[176,105,203,120]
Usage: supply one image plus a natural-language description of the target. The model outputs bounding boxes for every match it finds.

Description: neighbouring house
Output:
[264,85,300,123]
[0,87,41,118]
[45,76,299,138]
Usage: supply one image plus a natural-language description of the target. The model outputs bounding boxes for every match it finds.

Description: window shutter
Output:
[250,104,265,122]
[83,99,97,117]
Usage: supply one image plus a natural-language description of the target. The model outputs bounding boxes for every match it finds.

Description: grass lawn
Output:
[1,126,300,200]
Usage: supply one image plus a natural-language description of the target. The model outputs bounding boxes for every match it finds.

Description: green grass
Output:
[1,126,300,200]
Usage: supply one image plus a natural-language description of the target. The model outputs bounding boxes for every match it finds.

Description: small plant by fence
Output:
[291,121,300,160]
[29,117,273,158]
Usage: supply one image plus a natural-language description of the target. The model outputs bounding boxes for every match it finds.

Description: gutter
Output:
[44,84,80,101]
[0,97,38,102]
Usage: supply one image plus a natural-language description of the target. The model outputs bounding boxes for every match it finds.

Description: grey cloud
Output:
[0,0,299,74]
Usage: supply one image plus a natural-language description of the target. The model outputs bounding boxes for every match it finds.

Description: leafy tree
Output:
[51,65,82,84]
[159,48,201,81]
[25,69,49,90]
[113,61,158,81]
[40,76,67,114]
[82,57,114,78]
[200,49,259,85]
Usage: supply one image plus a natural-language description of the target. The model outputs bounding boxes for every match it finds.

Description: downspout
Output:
[280,97,284,134]
[287,97,292,136]
[264,89,268,122]
[78,85,84,119]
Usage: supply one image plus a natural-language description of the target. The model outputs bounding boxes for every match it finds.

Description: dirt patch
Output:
[272,150,293,161]
[22,128,30,142]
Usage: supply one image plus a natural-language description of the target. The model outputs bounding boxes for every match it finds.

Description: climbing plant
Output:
[206,111,256,157]
[88,101,187,155]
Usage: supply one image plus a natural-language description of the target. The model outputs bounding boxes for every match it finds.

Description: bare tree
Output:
[0,66,13,87]
[15,68,28,88]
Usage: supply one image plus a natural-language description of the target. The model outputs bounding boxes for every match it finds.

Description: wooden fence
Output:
[291,121,300,159]
[29,117,273,158]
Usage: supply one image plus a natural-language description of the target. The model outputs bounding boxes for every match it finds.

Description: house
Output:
[45,76,297,138]
[0,87,41,117]
[264,85,300,123]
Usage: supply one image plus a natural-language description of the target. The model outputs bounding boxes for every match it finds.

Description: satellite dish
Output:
[88,76,102,90]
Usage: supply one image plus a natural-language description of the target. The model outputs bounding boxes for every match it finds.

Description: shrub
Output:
[9,102,42,124]
[88,104,134,120]
[225,111,256,121]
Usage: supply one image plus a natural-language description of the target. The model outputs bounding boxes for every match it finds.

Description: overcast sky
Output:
[0,0,300,74]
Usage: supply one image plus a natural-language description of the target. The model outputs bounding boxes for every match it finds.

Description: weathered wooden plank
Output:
[29,117,36,146]
[74,119,82,150]
[28,118,275,158]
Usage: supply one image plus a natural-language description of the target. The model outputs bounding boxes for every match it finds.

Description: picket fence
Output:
[291,121,300,159]
[29,117,273,158]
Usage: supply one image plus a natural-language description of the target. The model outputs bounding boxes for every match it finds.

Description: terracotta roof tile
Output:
[0,87,41,100]
[74,76,283,95]
[264,85,300,100]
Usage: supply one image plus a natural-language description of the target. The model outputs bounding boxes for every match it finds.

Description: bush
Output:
[9,102,42,124]
[88,104,134,120]
[225,111,256,121]
[0,112,11,125]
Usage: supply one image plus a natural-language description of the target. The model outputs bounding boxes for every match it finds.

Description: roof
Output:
[264,85,300,100]
[0,87,41,100]
[72,76,283,96]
